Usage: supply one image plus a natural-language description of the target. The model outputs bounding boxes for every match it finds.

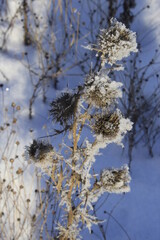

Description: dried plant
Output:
[26,18,137,239]
[98,165,131,193]
[0,103,48,239]
[83,72,123,108]
[93,112,120,138]
[49,91,80,127]
[26,139,53,160]
[84,18,137,66]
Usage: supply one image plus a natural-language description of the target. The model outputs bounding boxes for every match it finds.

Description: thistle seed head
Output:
[100,165,131,193]
[26,139,53,161]
[93,112,120,138]
[49,92,79,126]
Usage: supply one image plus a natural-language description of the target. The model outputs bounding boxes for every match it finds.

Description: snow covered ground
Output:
[0,0,160,239]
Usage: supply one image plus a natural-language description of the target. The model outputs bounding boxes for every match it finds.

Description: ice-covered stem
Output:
[66,99,90,227]
[67,107,92,227]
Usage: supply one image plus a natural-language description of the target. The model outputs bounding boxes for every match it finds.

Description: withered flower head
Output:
[99,165,131,193]
[84,72,122,108]
[49,92,79,126]
[98,18,138,65]
[26,139,53,160]
[84,18,137,66]
[93,112,120,138]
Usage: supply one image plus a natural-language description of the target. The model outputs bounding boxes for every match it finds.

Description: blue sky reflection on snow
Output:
[0,0,160,239]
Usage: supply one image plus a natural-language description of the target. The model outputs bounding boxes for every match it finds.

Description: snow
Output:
[0,0,160,239]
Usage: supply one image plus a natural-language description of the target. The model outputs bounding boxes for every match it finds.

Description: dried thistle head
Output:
[99,165,131,193]
[26,140,57,175]
[84,72,122,108]
[26,139,53,160]
[84,18,137,66]
[93,112,120,138]
[98,18,137,65]
[49,92,79,126]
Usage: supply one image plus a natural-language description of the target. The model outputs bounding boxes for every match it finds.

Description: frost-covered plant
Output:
[84,18,137,66]
[27,19,137,239]
[49,91,80,126]
[27,139,53,159]
[93,112,120,138]
[98,165,131,193]
[26,139,58,175]
[83,72,123,108]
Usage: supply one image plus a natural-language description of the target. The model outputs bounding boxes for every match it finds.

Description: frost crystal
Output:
[99,165,131,193]
[75,207,100,232]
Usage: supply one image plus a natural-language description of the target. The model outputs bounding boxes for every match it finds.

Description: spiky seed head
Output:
[49,92,79,126]
[93,112,120,138]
